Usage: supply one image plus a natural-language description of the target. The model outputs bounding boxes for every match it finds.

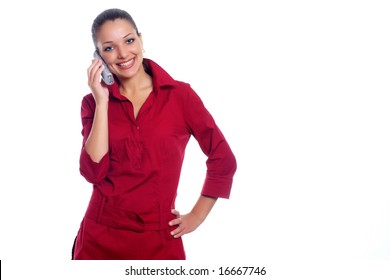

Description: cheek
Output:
[130,43,143,54]
[101,52,117,64]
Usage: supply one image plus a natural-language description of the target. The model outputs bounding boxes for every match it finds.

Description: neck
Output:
[119,67,151,97]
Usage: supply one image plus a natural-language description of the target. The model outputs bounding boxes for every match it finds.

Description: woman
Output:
[72,8,237,260]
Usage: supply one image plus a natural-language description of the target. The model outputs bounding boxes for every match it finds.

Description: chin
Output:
[116,62,143,79]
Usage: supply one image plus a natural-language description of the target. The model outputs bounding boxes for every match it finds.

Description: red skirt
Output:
[72,192,186,260]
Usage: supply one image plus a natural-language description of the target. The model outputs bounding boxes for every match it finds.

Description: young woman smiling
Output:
[72,8,237,260]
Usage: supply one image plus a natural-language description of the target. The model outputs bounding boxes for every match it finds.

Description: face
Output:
[95,19,144,80]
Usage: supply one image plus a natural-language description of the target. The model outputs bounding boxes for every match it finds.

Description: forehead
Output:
[97,19,136,43]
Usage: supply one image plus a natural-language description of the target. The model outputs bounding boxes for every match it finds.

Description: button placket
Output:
[120,101,143,169]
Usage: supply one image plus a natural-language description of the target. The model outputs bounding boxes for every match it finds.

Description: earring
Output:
[142,49,145,53]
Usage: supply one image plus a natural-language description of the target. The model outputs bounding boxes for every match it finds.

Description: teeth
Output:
[119,59,133,67]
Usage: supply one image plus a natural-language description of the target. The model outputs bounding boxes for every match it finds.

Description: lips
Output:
[117,58,135,69]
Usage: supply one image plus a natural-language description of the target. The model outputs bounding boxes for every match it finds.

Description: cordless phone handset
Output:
[93,50,114,85]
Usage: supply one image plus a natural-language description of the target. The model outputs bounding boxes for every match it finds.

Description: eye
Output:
[103,46,113,52]
[126,38,135,44]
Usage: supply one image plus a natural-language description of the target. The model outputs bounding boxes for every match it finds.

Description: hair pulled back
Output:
[92,8,140,48]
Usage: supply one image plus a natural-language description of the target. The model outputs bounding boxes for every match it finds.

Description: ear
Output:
[138,33,144,48]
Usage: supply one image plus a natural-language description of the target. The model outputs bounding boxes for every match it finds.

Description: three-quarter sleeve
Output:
[79,95,110,184]
[184,85,237,199]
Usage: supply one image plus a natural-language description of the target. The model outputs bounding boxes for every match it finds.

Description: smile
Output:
[117,58,135,68]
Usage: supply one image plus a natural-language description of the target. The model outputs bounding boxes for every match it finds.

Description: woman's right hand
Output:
[87,58,110,105]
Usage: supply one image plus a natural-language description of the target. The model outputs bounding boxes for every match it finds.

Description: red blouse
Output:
[75,59,236,259]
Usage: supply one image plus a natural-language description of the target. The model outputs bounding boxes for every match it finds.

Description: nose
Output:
[117,46,127,59]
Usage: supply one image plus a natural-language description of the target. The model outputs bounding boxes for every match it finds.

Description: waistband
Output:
[85,191,175,232]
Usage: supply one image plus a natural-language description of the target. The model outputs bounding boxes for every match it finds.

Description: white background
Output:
[1,0,390,279]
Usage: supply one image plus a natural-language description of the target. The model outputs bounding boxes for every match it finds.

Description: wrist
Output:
[95,101,109,110]
[190,210,206,224]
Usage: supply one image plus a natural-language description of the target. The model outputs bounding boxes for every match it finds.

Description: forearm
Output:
[84,103,109,163]
[190,195,218,222]
[169,195,218,238]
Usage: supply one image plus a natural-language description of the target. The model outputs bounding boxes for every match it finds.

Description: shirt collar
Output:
[144,58,177,88]
[108,58,176,100]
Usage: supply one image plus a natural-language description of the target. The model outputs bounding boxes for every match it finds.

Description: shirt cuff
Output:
[79,148,110,184]
[201,175,233,199]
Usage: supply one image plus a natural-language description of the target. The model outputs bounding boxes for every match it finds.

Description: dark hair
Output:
[92,8,140,48]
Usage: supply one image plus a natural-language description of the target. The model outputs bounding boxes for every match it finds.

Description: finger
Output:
[168,217,182,227]
[87,59,100,78]
[171,227,186,238]
[170,226,182,237]
[92,63,104,84]
[88,59,103,85]
[171,209,180,217]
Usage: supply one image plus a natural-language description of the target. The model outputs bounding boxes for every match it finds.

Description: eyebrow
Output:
[102,33,134,45]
